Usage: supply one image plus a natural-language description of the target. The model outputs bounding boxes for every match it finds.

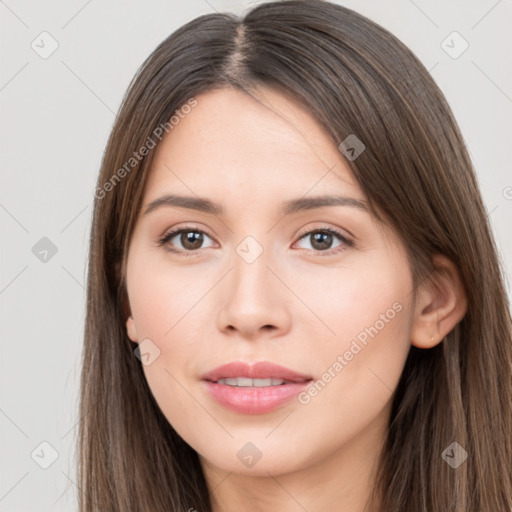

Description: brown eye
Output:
[309,231,335,251]
[295,227,353,255]
[178,230,204,250]
[158,228,215,254]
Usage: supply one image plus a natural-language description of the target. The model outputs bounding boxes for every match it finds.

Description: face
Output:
[124,86,415,477]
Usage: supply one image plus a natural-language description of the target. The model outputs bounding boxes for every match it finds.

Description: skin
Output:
[124,86,467,512]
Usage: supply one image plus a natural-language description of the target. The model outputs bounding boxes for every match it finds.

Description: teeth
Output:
[216,377,286,387]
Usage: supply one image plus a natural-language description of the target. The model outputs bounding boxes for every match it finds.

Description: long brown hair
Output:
[78,1,512,510]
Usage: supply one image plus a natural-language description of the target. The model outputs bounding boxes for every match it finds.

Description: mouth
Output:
[201,361,313,414]
[213,377,301,387]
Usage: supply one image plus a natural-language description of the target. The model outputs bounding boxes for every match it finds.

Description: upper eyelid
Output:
[295,225,351,240]
[161,225,215,241]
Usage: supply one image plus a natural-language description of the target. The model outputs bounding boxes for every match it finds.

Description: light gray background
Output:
[1,0,511,510]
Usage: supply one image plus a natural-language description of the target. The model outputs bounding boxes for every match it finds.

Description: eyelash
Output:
[157,224,354,258]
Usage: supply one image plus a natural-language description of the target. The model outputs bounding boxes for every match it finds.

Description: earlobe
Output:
[410,254,467,349]
[126,315,139,343]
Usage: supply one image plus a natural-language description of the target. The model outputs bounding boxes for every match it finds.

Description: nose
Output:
[216,245,292,341]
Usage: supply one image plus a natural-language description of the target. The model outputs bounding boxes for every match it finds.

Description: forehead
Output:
[143,86,362,205]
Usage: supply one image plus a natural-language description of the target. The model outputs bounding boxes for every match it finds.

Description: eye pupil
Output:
[311,232,332,250]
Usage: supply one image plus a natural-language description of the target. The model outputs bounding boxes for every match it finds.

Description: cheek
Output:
[126,255,214,428]
[292,248,411,349]
[127,251,210,344]
[128,275,207,444]
[292,250,413,421]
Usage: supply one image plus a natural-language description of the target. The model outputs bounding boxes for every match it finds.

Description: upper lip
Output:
[201,361,313,383]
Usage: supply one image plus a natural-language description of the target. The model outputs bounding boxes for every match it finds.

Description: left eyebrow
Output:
[143,193,368,217]
[280,195,368,215]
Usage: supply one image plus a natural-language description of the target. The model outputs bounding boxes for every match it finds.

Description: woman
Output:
[79,1,512,511]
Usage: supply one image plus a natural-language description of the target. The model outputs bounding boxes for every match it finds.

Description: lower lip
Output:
[202,380,311,414]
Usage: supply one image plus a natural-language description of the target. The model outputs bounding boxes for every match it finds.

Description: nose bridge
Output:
[215,232,290,336]
[231,234,272,301]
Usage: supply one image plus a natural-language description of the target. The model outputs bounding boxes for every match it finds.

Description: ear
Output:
[118,270,138,343]
[123,294,138,343]
[126,315,139,343]
[411,254,467,349]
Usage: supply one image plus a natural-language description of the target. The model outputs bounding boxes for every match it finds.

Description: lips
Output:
[201,361,313,414]
[201,361,313,384]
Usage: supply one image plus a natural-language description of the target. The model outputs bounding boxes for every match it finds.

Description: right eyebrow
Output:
[144,194,222,216]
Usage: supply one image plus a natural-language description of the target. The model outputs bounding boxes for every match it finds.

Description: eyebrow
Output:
[143,193,368,217]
